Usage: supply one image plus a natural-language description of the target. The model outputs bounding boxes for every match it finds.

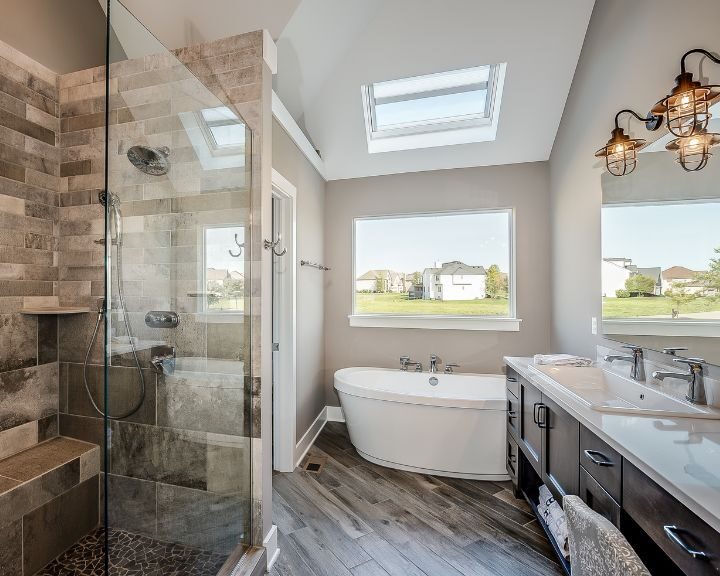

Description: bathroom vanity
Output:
[505,356,720,576]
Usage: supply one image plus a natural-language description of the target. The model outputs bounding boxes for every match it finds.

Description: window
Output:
[361,64,506,153]
[351,210,519,331]
[202,225,245,313]
[199,107,246,150]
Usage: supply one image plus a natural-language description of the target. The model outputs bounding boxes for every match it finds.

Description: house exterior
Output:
[355,269,406,292]
[422,261,487,301]
[662,266,707,294]
[602,258,662,296]
[207,267,230,285]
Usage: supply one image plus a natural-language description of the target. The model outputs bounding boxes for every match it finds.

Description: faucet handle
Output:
[673,357,705,369]
[445,363,460,374]
[663,347,689,355]
[621,345,643,354]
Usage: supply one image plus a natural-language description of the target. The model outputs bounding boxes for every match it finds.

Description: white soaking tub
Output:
[334,367,508,480]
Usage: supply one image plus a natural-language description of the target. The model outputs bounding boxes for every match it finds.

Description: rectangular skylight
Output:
[362,64,506,153]
[200,107,246,149]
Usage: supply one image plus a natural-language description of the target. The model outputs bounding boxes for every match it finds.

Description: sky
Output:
[602,201,720,271]
[355,212,510,275]
[205,226,245,273]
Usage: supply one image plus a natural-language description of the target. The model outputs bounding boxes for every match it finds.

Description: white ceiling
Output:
[118,0,301,47]
[274,0,596,180]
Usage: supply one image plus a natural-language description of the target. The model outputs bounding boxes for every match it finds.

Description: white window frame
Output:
[196,223,246,323]
[361,63,507,154]
[349,208,521,331]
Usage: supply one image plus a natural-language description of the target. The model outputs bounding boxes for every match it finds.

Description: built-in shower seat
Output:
[0,437,100,575]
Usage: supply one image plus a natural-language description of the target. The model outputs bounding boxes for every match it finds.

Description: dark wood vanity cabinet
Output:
[505,363,720,576]
[541,395,579,497]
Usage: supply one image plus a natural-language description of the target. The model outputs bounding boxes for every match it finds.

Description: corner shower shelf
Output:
[20,307,91,315]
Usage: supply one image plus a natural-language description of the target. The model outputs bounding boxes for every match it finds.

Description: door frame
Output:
[271,168,297,472]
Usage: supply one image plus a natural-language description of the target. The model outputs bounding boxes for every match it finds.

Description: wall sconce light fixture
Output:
[652,49,720,138]
[598,48,720,176]
[595,110,661,176]
[666,130,720,172]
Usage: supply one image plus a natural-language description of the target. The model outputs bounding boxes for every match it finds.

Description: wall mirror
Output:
[601,104,720,365]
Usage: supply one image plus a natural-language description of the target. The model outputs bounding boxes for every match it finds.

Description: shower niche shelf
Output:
[20,307,91,315]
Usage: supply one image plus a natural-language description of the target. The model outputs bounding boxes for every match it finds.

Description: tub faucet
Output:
[400,356,422,372]
[430,355,441,373]
[604,345,645,382]
[652,358,706,405]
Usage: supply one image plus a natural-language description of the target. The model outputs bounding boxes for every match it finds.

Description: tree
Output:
[697,246,720,299]
[375,270,387,293]
[411,271,422,286]
[485,264,508,299]
[625,274,656,296]
[664,282,698,316]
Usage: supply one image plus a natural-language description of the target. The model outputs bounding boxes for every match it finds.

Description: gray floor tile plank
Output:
[270,530,318,576]
[356,533,428,576]
[289,527,354,576]
[350,560,391,576]
[274,474,372,569]
[272,488,306,535]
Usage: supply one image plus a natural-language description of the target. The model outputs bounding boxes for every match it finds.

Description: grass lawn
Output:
[208,297,244,312]
[603,296,720,318]
[355,292,509,316]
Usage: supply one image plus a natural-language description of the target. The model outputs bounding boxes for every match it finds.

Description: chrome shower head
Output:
[127,145,170,176]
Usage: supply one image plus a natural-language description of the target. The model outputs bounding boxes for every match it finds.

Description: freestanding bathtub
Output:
[335,367,508,480]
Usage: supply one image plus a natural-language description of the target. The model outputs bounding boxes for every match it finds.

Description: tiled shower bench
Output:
[0,437,100,575]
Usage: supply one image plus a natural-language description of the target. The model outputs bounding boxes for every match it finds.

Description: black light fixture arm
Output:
[680,49,720,75]
[615,108,663,132]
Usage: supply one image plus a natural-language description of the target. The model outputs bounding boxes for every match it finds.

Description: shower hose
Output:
[83,197,146,420]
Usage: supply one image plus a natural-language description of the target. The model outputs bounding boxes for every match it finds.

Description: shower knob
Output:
[145,311,180,329]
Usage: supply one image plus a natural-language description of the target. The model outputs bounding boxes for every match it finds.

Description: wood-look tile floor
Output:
[270,422,562,576]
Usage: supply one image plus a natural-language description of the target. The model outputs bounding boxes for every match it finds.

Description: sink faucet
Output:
[400,356,422,372]
[429,355,441,373]
[604,345,645,382]
[652,358,706,405]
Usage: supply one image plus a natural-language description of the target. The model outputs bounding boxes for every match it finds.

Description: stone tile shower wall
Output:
[0,39,61,460]
[56,33,261,554]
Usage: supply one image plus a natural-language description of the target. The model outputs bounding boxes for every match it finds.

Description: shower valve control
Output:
[145,311,180,329]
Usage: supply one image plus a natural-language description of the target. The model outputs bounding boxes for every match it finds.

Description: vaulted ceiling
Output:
[273,0,597,180]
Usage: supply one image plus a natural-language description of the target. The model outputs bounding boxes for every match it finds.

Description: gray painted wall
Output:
[272,119,327,438]
[324,163,552,405]
[549,0,720,357]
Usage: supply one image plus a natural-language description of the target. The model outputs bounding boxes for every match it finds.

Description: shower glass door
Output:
[103,1,253,572]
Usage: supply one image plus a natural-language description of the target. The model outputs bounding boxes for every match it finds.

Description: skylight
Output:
[362,64,506,153]
[200,107,246,149]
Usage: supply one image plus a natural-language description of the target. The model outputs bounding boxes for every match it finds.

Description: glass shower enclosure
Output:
[101,1,253,572]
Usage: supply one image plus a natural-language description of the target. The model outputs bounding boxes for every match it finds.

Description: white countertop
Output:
[505,356,720,533]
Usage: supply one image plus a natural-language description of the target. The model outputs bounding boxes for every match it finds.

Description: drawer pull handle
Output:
[663,525,709,559]
[537,404,548,429]
[507,377,517,382]
[584,449,614,467]
[508,411,518,417]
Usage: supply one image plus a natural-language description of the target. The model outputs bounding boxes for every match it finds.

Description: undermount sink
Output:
[529,364,720,420]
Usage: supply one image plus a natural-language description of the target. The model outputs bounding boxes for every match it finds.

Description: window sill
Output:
[603,318,720,337]
[348,315,522,331]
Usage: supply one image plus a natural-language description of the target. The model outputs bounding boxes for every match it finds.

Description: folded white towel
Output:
[538,485,570,559]
[534,354,592,367]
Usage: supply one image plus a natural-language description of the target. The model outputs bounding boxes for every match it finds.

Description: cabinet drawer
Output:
[623,461,720,575]
[580,425,622,503]
[507,390,519,439]
[580,466,620,528]
[506,367,520,398]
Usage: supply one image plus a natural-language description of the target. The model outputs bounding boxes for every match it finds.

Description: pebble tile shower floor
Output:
[36,528,228,576]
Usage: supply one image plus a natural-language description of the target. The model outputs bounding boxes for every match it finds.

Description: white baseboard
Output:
[326,405,345,422]
[263,525,279,572]
[294,408,328,468]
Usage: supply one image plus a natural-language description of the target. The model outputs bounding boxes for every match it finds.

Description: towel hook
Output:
[228,233,244,258]
[264,235,287,257]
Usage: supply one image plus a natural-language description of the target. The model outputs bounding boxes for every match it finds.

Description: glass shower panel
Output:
[104,1,253,572]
